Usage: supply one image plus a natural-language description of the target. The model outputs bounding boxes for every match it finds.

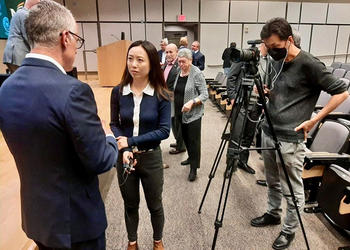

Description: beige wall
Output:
[0,40,7,74]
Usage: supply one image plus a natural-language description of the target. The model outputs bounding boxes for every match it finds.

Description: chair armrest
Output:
[304,152,350,170]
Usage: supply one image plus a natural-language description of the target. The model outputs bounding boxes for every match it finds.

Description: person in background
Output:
[0,1,119,249]
[157,38,168,66]
[179,36,188,49]
[110,40,171,250]
[163,43,186,156]
[251,18,348,250]
[173,48,208,181]
[191,41,205,71]
[222,42,236,76]
[3,0,40,73]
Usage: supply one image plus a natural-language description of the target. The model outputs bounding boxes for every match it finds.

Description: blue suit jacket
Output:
[192,51,205,71]
[0,58,118,248]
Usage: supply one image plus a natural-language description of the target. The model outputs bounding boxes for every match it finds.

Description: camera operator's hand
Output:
[117,136,129,150]
[182,100,194,113]
[122,151,137,173]
[294,119,317,141]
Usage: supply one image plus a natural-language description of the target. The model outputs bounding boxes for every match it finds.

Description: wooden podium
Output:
[97,40,132,87]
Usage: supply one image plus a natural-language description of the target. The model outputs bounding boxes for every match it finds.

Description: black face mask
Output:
[268,47,287,61]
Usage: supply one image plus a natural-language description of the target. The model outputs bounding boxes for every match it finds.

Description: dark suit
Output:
[0,58,118,248]
[162,60,185,151]
[192,51,205,71]
[158,49,165,64]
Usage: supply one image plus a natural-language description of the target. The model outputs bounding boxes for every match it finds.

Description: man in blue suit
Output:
[0,1,118,249]
[191,41,205,71]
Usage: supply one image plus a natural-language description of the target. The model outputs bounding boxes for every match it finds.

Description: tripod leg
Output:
[211,159,238,249]
[198,138,228,214]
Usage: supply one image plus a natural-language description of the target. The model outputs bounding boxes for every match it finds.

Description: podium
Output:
[97,40,132,87]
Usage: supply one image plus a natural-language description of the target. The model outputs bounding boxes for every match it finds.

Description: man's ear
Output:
[60,30,70,49]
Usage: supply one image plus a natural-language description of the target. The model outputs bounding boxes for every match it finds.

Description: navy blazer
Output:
[0,58,118,248]
[192,51,205,71]
[110,86,171,151]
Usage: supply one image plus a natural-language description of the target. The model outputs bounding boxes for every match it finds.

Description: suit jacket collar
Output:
[21,57,66,75]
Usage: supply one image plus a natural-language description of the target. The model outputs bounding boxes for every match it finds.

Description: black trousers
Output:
[180,116,202,169]
[172,116,186,151]
[227,102,261,166]
[117,148,164,242]
[35,232,105,250]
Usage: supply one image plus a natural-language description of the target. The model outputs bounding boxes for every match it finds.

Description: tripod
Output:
[198,62,310,250]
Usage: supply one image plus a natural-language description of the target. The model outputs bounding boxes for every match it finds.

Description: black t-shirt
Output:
[263,50,347,142]
[174,75,188,115]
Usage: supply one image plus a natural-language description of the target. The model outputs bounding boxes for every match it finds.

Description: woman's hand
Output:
[117,136,129,150]
[122,151,137,173]
[182,100,195,113]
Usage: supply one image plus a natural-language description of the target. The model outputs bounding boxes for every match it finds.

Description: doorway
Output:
[164,23,199,48]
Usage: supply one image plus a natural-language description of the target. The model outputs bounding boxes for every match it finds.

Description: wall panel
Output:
[65,0,97,21]
[146,23,163,49]
[100,23,131,46]
[310,25,338,57]
[98,0,129,21]
[291,24,312,52]
[229,24,242,49]
[230,1,258,23]
[242,24,264,48]
[200,24,227,66]
[258,1,286,23]
[146,0,162,21]
[335,26,350,63]
[301,3,327,24]
[164,0,181,22]
[131,0,145,22]
[201,0,229,22]
[131,23,146,41]
[287,2,301,24]
[327,4,350,25]
[183,0,199,22]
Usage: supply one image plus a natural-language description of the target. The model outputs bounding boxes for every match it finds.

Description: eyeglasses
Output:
[60,31,85,49]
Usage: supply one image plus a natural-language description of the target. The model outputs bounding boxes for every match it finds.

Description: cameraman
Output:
[226,48,262,174]
[251,18,349,250]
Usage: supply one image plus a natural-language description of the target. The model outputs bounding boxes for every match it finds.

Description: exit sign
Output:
[177,14,186,22]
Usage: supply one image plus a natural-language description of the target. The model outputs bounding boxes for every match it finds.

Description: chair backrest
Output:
[215,72,224,81]
[334,96,350,114]
[326,66,334,73]
[331,62,342,69]
[341,63,350,72]
[310,120,350,153]
[315,91,331,108]
[340,78,350,89]
[344,71,350,81]
[333,68,346,78]
[217,74,226,84]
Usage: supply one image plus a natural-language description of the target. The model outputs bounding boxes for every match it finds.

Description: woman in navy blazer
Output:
[110,40,171,250]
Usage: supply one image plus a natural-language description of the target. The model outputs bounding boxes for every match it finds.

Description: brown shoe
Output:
[153,240,164,250]
[163,163,170,169]
[127,242,138,250]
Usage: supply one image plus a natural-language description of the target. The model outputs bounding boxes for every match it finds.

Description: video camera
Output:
[230,39,262,63]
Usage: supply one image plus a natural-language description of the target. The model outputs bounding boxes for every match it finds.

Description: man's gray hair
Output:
[178,48,192,60]
[292,29,301,49]
[25,0,76,48]
[161,38,169,45]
